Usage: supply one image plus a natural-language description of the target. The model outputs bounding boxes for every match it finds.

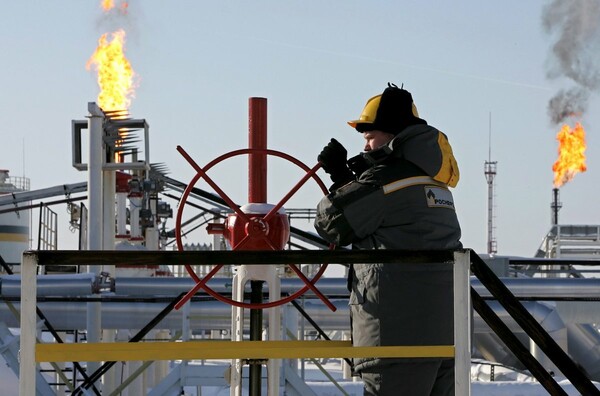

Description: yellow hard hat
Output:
[348,84,421,133]
[347,94,382,128]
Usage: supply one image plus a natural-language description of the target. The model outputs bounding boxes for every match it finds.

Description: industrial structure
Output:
[1,100,600,396]
[484,113,498,256]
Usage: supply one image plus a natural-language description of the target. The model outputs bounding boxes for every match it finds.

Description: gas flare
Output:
[86,29,136,112]
[101,0,114,10]
[101,0,128,13]
[552,122,587,188]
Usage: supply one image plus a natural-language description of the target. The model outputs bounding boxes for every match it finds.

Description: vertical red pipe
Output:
[248,97,268,203]
[248,97,268,396]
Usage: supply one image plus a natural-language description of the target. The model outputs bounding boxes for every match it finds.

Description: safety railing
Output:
[19,249,471,396]
[471,254,600,395]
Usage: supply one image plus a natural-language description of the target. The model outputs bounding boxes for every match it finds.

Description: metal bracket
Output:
[71,112,151,172]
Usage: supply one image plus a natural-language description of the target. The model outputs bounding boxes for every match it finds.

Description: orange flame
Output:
[86,29,136,112]
[552,122,587,188]
[101,0,128,13]
[101,0,114,10]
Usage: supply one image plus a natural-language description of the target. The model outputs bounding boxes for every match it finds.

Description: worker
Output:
[314,83,462,395]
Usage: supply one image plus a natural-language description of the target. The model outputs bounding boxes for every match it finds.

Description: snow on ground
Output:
[4,357,599,395]
[190,380,600,396]
[471,381,600,396]
[178,359,600,395]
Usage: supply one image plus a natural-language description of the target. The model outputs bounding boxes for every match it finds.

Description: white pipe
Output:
[102,329,117,393]
[145,227,159,251]
[128,360,144,395]
[529,307,567,376]
[1,273,96,296]
[18,252,37,396]
[144,330,156,388]
[55,331,66,396]
[154,330,170,384]
[116,192,128,237]
[5,297,591,340]
[556,301,600,323]
[567,323,600,380]
[87,102,104,381]
[87,102,104,253]
[266,273,281,395]
[103,170,116,253]
[454,250,472,396]
[473,300,568,376]
[116,329,131,396]
[230,271,244,395]
[144,195,159,250]
[115,276,350,296]
[0,300,349,330]
[114,276,600,299]
[472,277,600,299]
[129,194,142,241]
[284,303,299,373]
[342,331,352,380]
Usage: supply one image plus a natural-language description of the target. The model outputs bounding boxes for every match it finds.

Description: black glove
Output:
[347,153,370,177]
[318,138,355,191]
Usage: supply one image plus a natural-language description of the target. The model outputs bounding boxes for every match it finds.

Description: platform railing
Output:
[471,254,600,395]
[19,249,471,396]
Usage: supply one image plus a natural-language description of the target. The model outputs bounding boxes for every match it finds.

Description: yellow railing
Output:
[36,340,455,362]
[19,249,471,395]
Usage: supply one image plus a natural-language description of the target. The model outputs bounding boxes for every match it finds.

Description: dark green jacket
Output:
[314,124,462,371]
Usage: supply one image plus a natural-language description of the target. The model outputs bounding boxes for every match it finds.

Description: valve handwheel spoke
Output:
[175,147,335,311]
[262,162,323,223]
[177,146,251,224]
[287,264,336,311]
[175,264,224,310]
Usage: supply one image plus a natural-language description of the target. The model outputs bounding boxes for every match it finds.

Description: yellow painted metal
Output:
[36,340,454,363]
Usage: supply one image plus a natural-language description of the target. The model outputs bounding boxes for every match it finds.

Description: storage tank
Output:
[0,169,30,273]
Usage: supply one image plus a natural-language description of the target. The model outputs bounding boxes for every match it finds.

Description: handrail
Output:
[18,248,600,395]
[0,254,100,395]
[471,288,567,395]
[30,248,456,266]
[36,341,455,362]
[19,248,470,396]
[471,253,600,395]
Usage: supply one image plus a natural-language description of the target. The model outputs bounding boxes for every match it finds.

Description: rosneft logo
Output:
[425,186,455,210]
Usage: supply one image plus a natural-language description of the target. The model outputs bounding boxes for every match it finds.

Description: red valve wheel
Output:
[175,146,335,310]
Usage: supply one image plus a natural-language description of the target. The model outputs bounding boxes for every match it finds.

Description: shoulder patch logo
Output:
[424,186,455,209]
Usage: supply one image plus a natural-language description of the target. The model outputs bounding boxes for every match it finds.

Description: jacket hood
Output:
[388,124,460,187]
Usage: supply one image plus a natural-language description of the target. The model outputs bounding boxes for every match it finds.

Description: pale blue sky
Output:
[1,1,599,257]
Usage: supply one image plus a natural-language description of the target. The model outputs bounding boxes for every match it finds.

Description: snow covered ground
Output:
[176,359,600,396]
[3,358,599,395]
[3,368,599,395]
[191,380,599,396]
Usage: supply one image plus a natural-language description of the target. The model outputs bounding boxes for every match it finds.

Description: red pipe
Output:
[248,97,267,203]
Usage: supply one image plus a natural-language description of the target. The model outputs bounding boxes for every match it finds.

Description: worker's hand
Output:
[347,153,370,177]
[318,138,355,191]
[318,138,347,173]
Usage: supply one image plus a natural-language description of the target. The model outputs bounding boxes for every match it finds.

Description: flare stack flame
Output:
[101,0,128,13]
[88,1,135,113]
[101,0,114,10]
[552,122,587,188]
[543,1,596,190]
[86,29,135,113]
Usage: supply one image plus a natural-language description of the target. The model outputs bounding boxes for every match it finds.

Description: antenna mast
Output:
[484,112,498,255]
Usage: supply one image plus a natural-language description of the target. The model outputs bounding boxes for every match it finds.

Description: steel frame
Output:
[19,249,471,396]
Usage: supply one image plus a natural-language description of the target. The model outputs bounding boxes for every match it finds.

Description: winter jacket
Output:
[314,123,462,372]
